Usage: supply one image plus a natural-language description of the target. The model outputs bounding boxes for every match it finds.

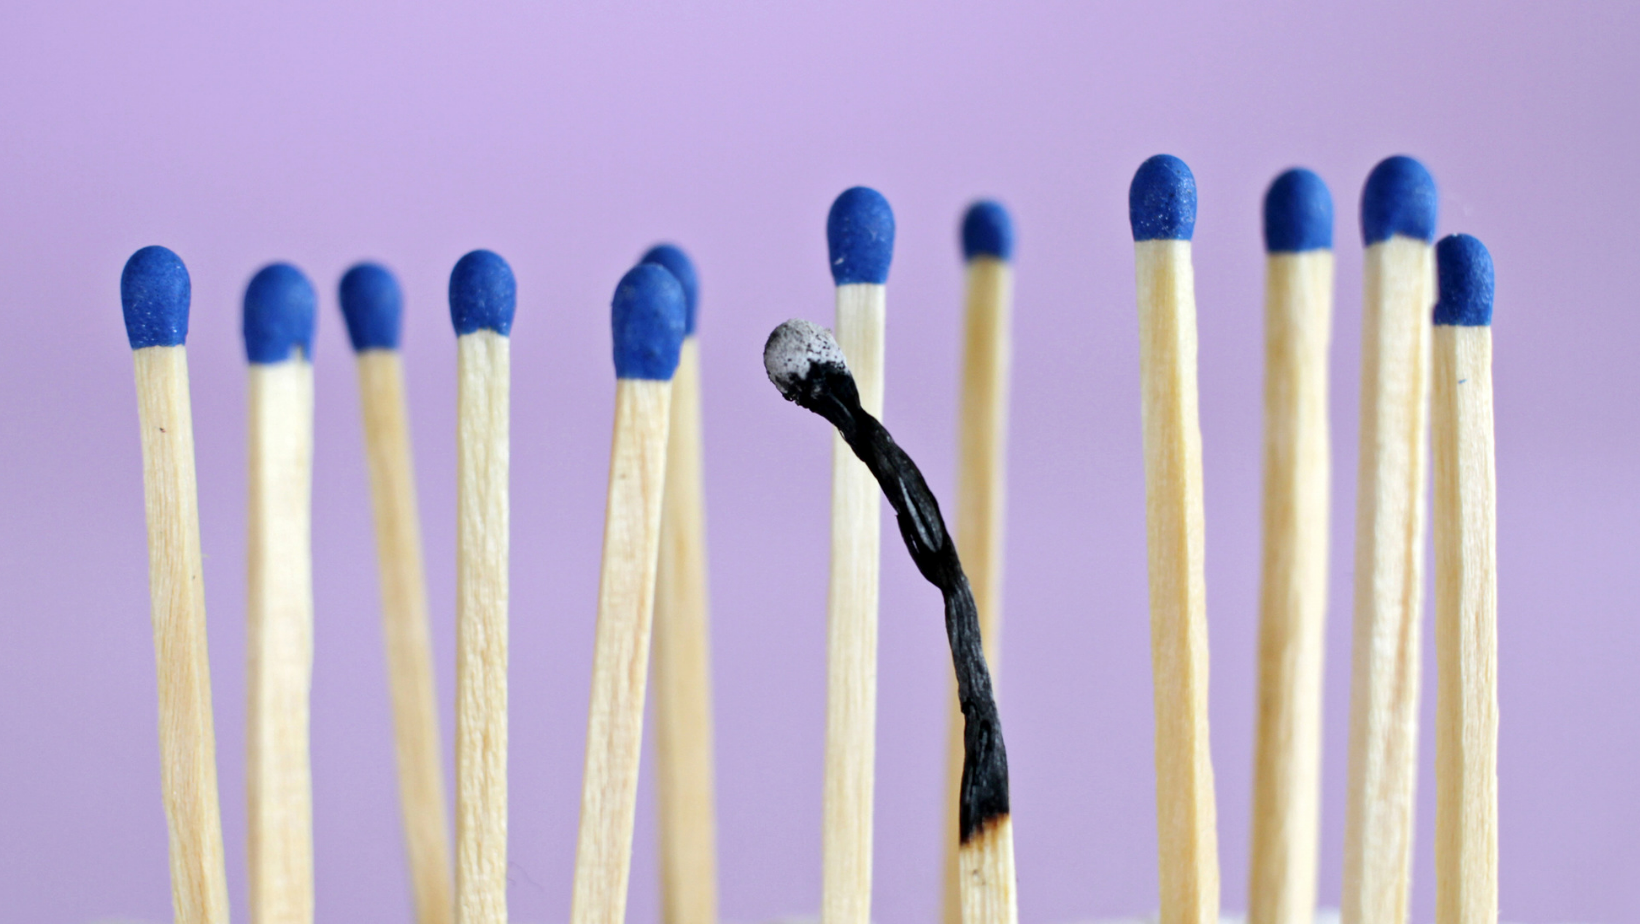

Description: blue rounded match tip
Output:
[640,243,699,336]
[1129,154,1197,242]
[961,200,1014,261]
[339,262,403,352]
[243,263,317,364]
[1433,234,1493,327]
[612,262,687,380]
[1361,155,1437,246]
[827,186,895,285]
[449,250,516,337]
[1263,168,1334,253]
[121,245,191,350]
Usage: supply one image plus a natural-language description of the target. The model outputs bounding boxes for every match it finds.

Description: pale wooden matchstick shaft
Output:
[652,338,719,924]
[134,345,232,924]
[356,349,455,924]
[1432,325,1497,924]
[1248,250,1333,924]
[247,357,316,924]
[958,819,1019,924]
[570,378,676,924]
[823,282,886,924]
[456,330,509,924]
[1135,239,1221,924]
[942,256,1013,924]
[1342,237,1434,924]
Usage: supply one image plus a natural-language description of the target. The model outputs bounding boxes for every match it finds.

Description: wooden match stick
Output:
[244,263,319,924]
[641,245,720,924]
[765,320,1016,924]
[1430,234,1498,924]
[569,264,687,924]
[340,263,454,924]
[821,186,894,924]
[1129,154,1221,924]
[941,200,1015,924]
[1342,155,1438,924]
[449,250,516,924]
[122,246,232,924]
[1248,169,1334,924]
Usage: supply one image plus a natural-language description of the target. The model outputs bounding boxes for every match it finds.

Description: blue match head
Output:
[338,262,403,352]
[1129,155,1197,242]
[1361,155,1437,246]
[640,243,699,335]
[121,245,190,349]
[243,263,317,364]
[611,262,687,380]
[961,200,1014,261]
[827,186,895,285]
[1433,234,1493,327]
[448,250,515,337]
[1263,168,1333,253]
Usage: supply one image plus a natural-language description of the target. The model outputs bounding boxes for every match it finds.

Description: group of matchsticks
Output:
[120,152,1497,924]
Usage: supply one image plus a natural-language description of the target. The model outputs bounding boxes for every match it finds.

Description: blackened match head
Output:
[1263,168,1333,253]
[640,243,699,335]
[121,245,191,349]
[612,262,687,380]
[1129,154,1196,242]
[827,186,895,285]
[339,262,403,352]
[449,249,516,337]
[763,318,848,402]
[1433,234,1494,327]
[1361,155,1437,245]
[243,263,317,363]
[961,200,1014,261]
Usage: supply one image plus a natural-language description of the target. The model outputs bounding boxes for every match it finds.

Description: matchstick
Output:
[1431,234,1498,924]
[821,186,895,924]
[449,250,516,924]
[641,244,720,924]
[340,263,454,924]
[1342,155,1438,924]
[765,320,1016,924]
[569,264,688,924]
[243,262,318,924]
[942,200,1015,924]
[1129,154,1221,924]
[122,246,232,924]
[1248,169,1334,924]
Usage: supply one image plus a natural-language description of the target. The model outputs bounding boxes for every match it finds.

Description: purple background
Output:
[0,2,1633,922]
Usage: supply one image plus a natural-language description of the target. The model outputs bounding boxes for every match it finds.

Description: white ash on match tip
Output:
[764,318,848,394]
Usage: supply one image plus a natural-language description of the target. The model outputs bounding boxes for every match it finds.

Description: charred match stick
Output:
[764,319,1016,924]
[122,245,232,924]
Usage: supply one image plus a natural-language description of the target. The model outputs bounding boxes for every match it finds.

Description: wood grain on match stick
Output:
[823,281,886,924]
[570,378,675,924]
[135,344,232,924]
[943,255,1013,924]
[1433,324,1498,924]
[456,330,509,924]
[1342,236,1434,924]
[652,337,719,924]
[357,349,454,924]
[247,356,316,924]
[1136,238,1221,924]
[1248,249,1333,924]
